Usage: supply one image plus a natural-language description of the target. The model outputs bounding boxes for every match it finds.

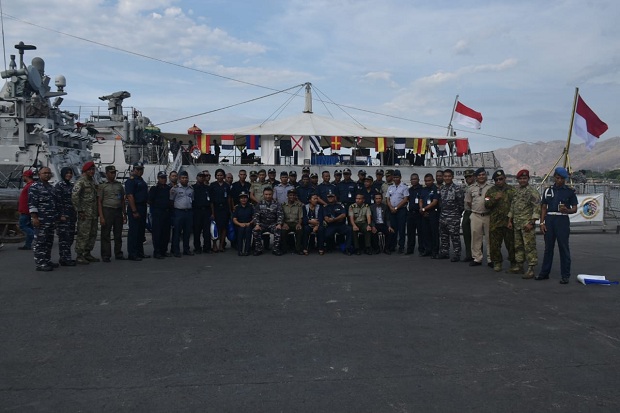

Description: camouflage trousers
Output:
[33,223,55,268]
[75,217,97,256]
[489,226,515,265]
[253,224,281,252]
[514,225,538,266]
[56,219,76,261]
[439,217,462,258]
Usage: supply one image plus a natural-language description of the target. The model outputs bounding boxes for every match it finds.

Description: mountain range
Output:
[492,136,620,176]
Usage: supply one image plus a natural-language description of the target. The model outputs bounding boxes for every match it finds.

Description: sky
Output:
[1,0,618,153]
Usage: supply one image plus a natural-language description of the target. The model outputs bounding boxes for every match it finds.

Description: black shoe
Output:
[139,254,151,259]
[165,252,173,257]
[59,260,76,266]
[184,251,195,256]
[18,246,32,250]
[384,249,391,255]
[420,252,432,257]
[115,255,126,260]
[194,249,202,254]
[203,247,211,254]
[128,256,143,261]
[451,257,460,262]
[355,249,362,255]
[535,274,549,280]
[36,266,53,272]
[272,250,283,256]
[559,277,569,284]
[405,250,413,255]
[436,254,449,259]
[487,261,494,268]
[253,251,262,256]
[173,253,182,258]
[469,261,482,266]
[345,250,353,256]
[154,254,165,259]
[365,248,372,255]
[462,257,474,262]
[102,257,111,263]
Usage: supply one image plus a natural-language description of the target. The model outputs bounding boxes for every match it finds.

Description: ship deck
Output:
[1,231,619,412]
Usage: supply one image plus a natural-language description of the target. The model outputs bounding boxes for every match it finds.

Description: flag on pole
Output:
[331,136,342,151]
[245,135,261,150]
[394,138,406,155]
[291,135,304,151]
[411,138,427,154]
[221,135,235,149]
[356,136,363,146]
[573,95,608,150]
[455,138,469,156]
[375,137,386,153]
[309,135,322,153]
[197,134,211,154]
[454,101,483,129]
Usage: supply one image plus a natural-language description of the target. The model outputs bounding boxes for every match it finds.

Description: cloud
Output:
[361,72,398,88]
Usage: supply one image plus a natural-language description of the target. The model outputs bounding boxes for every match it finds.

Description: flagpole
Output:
[447,94,459,136]
[563,87,579,169]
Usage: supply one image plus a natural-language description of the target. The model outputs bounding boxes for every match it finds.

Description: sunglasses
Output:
[494,177,505,182]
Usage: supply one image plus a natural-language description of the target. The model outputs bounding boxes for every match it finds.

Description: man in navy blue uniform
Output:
[323,191,353,255]
[296,174,315,205]
[536,167,578,284]
[28,167,59,271]
[336,168,357,209]
[125,162,150,261]
[406,173,423,255]
[419,173,440,257]
[192,172,211,254]
[358,176,379,206]
[148,171,172,259]
[230,169,251,206]
[232,191,254,256]
[316,170,336,206]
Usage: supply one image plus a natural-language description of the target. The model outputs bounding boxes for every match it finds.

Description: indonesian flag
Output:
[331,136,342,151]
[455,138,469,156]
[573,95,608,150]
[375,137,386,153]
[197,134,211,154]
[411,138,427,154]
[454,101,483,129]
[246,135,260,150]
[221,135,235,149]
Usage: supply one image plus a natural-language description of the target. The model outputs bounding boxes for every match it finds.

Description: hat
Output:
[554,167,569,179]
[22,170,34,177]
[133,162,144,169]
[516,169,529,178]
[364,176,373,181]
[82,161,95,172]
[179,171,189,177]
[474,167,486,176]
[289,170,297,176]
[492,170,505,180]
[392,169,402,177]
[327,191,336,197]
[464,169,475,177]
[105,165,117,173]
[385,169,394,177]
[268,168,276,174]
[375,169,384,175]
[334,170,342,176]
[157,171,167,178]
[287,188,297,194]
[310,173,318,178]
[239,191,249,198]
[280,171,288,177]
[250,170,258,176]
[302,166,311,172]
[343,168,351,174]
[358,169,367,175]
[196,172,205,178]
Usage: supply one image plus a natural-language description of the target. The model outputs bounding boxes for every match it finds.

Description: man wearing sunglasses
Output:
[484,170,517,273]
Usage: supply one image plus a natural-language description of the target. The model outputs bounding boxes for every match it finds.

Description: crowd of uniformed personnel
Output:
[19,161,578,283]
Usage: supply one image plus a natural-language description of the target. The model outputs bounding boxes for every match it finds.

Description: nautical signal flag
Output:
[291,135,304,151]
[221,135,235,149]
[309,136,322,153]
[197,134,211,154]
[454,101,483,129]
[331,136,342,151]
[394,138,406,155]
[246,135,261,150]
[455,138,469,156]
[411,138,427,154]
[573,94,608,150]
[375,137,386,153]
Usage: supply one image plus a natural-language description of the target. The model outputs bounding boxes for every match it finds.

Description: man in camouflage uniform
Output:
[508,169,541,278]
[438,169,464,261]
[28,167,58,271]
[72,161,99,264]
[98,165,126,262]
[349,193,372,255]
[252,187,284,256]
[54,167,77,266]
[484,170,516,272]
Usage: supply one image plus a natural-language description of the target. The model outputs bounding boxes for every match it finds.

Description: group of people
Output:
[19,162,578,283]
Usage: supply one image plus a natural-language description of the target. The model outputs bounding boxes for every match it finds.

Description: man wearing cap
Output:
[359,176,379,206]
[148,171,172,259]
[18,170,35,250]
[274,171,293,205]
[537,167,577,284]
[288,170,299,188]
[252,187,284,256]
[336,168,357,209]
[98,165,126,262]
[125,162,150,261]
[230,169,251,206]
[386,169,409,253]
[309,172,320,191]
[484,170,516,272]
[465,168,493,266]
[317,171,336,206]
[28,167,59,271]
[461,169,476,262]
[355,170,367,192]
[406,173,423,255]
[301,166,311,176]
[170,171,194,257]
[349,193,372,255]
[372,169,388,197]
[267,168,280,188]
[438,169,464,261]
[232,191,254,256]
[508,169,541,278]
[296,174,315,205]
[192,172,211,254]
[419,173,440,257]
[72,161,99,264]
[250,169,270,204]
[280,189,304,254]
[324,190,353,255]
[249,170,258,184]
[383,170,394,198]
[331,170,342,186]
[55,167,77,266]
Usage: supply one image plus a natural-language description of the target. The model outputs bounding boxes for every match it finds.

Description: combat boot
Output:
[522,266,535,279]
[76,255,90,265]
[507,263,524,274]
[493,263,502,272]
[85,253,100,263]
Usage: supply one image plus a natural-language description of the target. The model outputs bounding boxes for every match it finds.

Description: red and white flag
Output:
[573,95,608,150]
[291,135,304,151]
[453,101,483,129]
